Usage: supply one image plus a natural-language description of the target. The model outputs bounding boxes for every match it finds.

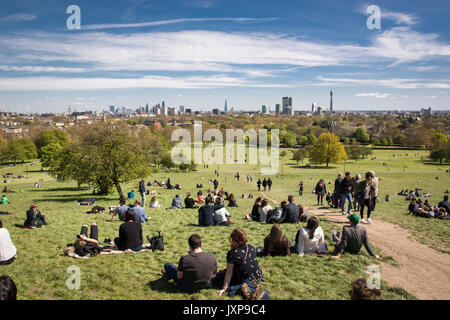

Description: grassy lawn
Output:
[1,148,443,300]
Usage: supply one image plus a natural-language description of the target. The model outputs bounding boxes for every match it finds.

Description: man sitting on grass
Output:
[198,196,214,227]
[332,214,379,260]
[171,195,183,209]
[131,199,151,223]
[438,195,450,214]
[162,234,217,293]
[278,195,299,224]
[110,199,130,222]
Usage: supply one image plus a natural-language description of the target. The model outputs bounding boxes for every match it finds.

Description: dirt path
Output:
[305,206,450,300]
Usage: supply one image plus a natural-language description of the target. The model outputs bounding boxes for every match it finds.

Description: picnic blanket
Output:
[64,245,152,259]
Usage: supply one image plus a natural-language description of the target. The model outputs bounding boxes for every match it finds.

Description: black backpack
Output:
[148,231,164,251]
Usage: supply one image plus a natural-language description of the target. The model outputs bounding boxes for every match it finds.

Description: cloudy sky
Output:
[0,0,449,113]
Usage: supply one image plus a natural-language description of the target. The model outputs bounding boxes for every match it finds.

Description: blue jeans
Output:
[164,262,185,292]
[341,193,352,213]
[227,279,269,300]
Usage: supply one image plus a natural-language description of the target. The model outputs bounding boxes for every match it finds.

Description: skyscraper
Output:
[275,104,281,114]
[282,96,293,115]
[330,90,333,113]
[261,105,268,114]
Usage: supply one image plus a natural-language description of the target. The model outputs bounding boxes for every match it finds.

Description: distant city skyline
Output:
[0,0,449,113]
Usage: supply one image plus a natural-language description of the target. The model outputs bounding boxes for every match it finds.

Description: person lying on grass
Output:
[74,223,101,257]
[162,234,217,293]
[331,214,379,260]
[216,228,268,300]
[256,224,290,257]
[24,203,48,228]
[293,216,327,257]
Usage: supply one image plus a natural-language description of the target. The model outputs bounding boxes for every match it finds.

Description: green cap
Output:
[348,213,360,225]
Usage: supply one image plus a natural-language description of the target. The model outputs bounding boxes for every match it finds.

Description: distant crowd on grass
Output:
[0,170,383,300]
[407,195,450,220]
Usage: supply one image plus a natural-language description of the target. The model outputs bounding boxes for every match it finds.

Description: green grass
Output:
[2,148,445,300]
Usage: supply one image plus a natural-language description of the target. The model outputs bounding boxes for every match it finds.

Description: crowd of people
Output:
[408,195,450,219]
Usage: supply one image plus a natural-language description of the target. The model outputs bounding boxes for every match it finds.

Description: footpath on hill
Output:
[259,191,450,300]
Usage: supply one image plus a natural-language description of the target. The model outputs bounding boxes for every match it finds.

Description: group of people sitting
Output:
[245,195,308,224]
[407,195,450,219]
[399,189,432,199]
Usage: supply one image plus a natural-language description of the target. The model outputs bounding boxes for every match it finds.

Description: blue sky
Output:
[0,0,449,113]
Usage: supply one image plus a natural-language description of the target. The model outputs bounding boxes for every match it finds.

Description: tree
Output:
[353,126,370,143]
[297,136,308,146]
[309,132,347,167]
[306,133,317,145]
[370,137,380,145]
[1,138,37,165]
[280,150,288,158]
[381,138,388,146]
[429,132,449,164]
[280,131,297,147]
[292,148,308,164]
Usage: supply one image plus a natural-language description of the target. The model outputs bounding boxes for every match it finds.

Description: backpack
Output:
[148,231,164,251]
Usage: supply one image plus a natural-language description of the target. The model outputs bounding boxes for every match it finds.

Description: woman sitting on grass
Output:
[244,197,262,221]
[217,228,268,300]
[213,196,231,226]
[0,219,17,265]
[24,203,48,228]
[149,196,161,208]
[258,199,272,223]
[258,224,290,257]
[227,193,238,207]
[197,191,205,204]
[294,216,326,256]
[114,211,143,252]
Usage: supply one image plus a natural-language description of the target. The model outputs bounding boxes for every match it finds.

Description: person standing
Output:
[333,173,344,209]
[340,172,353,215]
[360,173,375,223]
[139,178,146,206]
[314,179,326,206]
[257,179,261,191]
[267,178,272,191]
[369,171,379,212]
[262,179,267,191]
[213,179,219,191]
[298,181,304,196]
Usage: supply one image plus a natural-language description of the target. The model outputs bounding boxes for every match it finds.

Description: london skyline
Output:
[0,0,449,113]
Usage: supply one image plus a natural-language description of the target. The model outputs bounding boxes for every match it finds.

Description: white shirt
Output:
[149,200,160,208]
[296,226,326,256]
[258,205,273,222]
[0,228,17,261]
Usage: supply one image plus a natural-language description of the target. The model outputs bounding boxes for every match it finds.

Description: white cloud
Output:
[0,65,84,73]
[83,17,279,30]
[424,95,437,99]
[355,92,390,98]
[382,10,418,25]
[0,13,37,22]
[317,76,450,89]
[0,75,292,91]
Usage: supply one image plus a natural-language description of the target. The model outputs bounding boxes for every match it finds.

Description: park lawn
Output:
[0,156,418,300]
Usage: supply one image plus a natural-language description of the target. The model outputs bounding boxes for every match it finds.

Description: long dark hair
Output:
[306,216,319,239]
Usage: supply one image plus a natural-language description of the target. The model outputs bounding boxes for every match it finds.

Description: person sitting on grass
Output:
[257,224,290,257]
[258,199,272,223]
[294,216,326,256]
[331,214,379,260]
[213,196,231,226]
[127,190,135,199]
[438,195,450,214]
[266,201,286,224]
[217,228,268,300]
[227,193,238,207]
[74,223,101,257]
[131,199,150,223]
[171,195,183,209]
[278,195,299,224]
[110,199,130,222]
[162,234,217,293]
[184,193,197,209]
[244,197,262,221]
[349,278,382,300]
[197,191,205,204]
[24,203,48,228]
[114,211,143,252]
[149,196,161,208]
[0,219,17,265]
[0,275,17,300]
[198,196,214,227]
[1,195,7,205]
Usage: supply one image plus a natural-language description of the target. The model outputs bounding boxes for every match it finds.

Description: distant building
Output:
[282,97,293,115]
[109,105,115,113]
[261,105,268,114]
[179,105,185,113]
[212,108,220,115]
[275,104,281,114]
[421,107,432,115]
[185,108,192,114]
[224,99,228,113]
[330,90,333,113]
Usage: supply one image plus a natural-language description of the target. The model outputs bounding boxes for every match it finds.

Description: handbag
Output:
[148,231,164,251]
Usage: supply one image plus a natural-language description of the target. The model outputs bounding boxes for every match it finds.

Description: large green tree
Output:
[309,132,347,167]
[1,138,37,165]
